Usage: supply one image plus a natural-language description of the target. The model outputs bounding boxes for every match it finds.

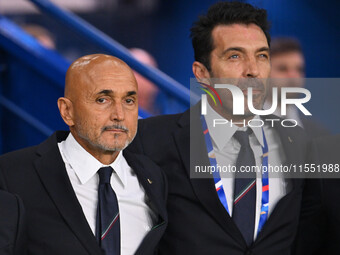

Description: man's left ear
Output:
[57,97,75,127]
[192,61,211,80]
[192,61,213,87]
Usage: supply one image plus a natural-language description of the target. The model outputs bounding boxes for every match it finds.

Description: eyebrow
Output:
[126,91,137,96]
[96,90,137,96]
[257,47,270,53]
[97,89,113,95]
[221,47,245,55]
[221,46,270,56]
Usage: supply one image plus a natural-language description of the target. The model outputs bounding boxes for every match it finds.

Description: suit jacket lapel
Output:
[275,119,301,167]
[123,150,167,255]
[272,119,305,194]
[173,105,246,247]
[122,150,167,223]
[34,132,102,255]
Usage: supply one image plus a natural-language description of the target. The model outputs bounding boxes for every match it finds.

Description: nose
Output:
[111,102,125,122]
[244,57,260,78]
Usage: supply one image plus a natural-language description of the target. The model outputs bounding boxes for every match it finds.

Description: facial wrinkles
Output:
[87,63,137,90]
[216,26,264,50]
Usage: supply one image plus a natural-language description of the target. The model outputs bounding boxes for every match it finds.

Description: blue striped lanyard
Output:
[200,116,269,234]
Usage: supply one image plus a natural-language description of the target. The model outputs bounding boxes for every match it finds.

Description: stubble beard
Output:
[76,123,136,153]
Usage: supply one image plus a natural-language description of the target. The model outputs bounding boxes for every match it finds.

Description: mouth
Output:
[102,125,129,134]
[242,88,263,96]
[104,129,127,133]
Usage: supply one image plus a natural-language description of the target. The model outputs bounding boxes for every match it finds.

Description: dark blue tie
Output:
[96,166,120,255]
[232,130,256,246]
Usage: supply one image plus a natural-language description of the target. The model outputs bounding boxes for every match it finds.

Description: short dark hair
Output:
[190,1,270,71]
[270,37,303,57]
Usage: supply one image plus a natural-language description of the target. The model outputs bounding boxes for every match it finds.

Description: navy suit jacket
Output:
[0,131,167,255]
[300,116,330,139]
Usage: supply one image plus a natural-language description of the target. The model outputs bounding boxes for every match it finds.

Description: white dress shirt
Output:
[58,133,155,255]
[204,103,290,240]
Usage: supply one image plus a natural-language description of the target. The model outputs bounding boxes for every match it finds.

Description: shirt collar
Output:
[204,103,264,150]
[61,133,127,186]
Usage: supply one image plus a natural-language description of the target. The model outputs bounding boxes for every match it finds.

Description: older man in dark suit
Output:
[0,54,167,255]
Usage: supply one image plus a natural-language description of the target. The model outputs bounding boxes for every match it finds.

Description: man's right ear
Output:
[192,61,211,80]
[57,97,74,127]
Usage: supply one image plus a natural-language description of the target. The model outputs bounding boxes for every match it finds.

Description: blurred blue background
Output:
[0,0,339,153]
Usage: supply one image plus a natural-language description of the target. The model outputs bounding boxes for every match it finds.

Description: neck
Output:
[93,151,120,165]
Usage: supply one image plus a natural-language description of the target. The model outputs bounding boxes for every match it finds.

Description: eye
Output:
[96,98,107,103]
[259,53,269,59]
[229,54,239,59]
[125,98,135,104]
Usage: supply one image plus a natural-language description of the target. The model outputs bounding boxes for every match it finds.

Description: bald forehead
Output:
[71,54,128,72]
[65,54,136,97]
